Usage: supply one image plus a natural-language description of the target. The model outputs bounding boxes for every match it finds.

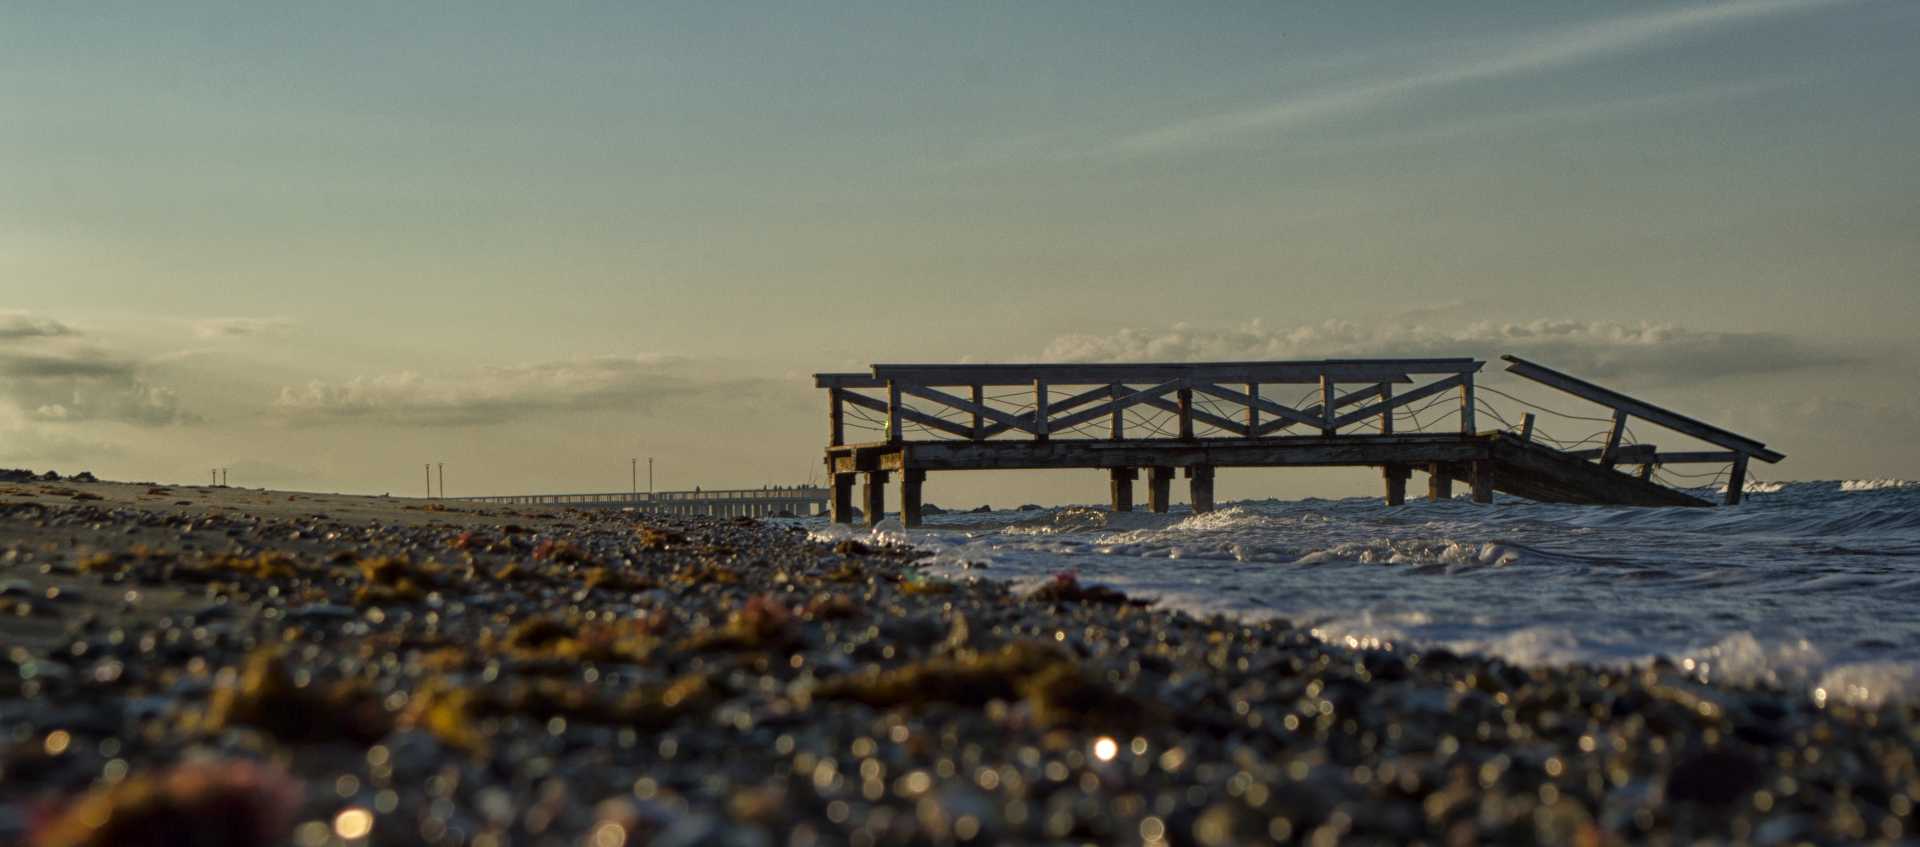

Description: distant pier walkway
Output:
[456,486,828,518]
[816,355,1783,527]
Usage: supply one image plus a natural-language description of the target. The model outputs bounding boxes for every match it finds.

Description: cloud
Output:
[192,317,294,339]
[0,323,197,426]
[0,311,77,341]
[273,353,794,427]
[1106,0,1846,156]
[1039,318,1856,385]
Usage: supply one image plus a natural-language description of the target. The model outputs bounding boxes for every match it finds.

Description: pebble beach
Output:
[4,475,1919,846]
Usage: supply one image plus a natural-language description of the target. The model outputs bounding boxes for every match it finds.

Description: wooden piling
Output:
[1148,467,1172,513]
[901,469,925,528]
[1470,461,1494,504]
[1177,387,1194,440]
[1428,463,1453,501]
[863,471,888,527]
[1383,463,1410,506]
[1725,455,1748,506]
[1109,467,1137,512]
[1188,465,1215,513]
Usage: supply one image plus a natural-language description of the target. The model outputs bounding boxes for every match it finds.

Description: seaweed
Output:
[1027,571,1143,606]
[201,650,392,744]
[813,641,1159,732]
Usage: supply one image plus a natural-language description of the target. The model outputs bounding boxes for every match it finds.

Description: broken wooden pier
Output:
[815,356,1783,526]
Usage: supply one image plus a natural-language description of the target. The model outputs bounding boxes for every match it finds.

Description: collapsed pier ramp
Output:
[814,356,1783,526]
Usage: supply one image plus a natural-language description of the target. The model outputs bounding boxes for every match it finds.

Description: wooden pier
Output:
[815,356,1783,527]
[456,486,828,518]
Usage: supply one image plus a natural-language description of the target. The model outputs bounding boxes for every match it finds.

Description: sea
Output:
[806,479,1920,707]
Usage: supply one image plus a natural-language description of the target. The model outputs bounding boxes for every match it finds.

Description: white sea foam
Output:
[1718,479,1786,494]
[1840,479,1917,492]
[808,478,1920,702]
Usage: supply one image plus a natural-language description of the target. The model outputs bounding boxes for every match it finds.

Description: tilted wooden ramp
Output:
[813,356,1784,526]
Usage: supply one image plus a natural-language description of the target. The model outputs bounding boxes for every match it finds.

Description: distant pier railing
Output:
[454,486,828,518]
[816,356,1784,526]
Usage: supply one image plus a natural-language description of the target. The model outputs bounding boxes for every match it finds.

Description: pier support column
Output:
[830,474,855,525]
[1109,467,1137,512]
[1427,464,1453,502]
[1147,467,1173,513]
[900,469,925,528]
[1383,463,1411,506]
[1724,455,1748,506]
[1469,460,1494,504]
[1186,465,1216,514]
[862,471,889,528]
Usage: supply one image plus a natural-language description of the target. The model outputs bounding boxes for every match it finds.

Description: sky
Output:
[3,1,1917,508]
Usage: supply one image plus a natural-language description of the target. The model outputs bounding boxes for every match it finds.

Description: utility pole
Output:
[221,468,228,487]
[648,457,654,495]
[437,463,444,499]
[211,469,217,486]
[425,464,431,498]
[631,458,637,497]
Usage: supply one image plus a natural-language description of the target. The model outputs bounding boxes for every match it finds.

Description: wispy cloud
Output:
[272,354,799,427]
[192,317,294,339]
[1040,318,1856,385]
[0,312,196,427]
[0,311,77,341]
[1106,0,1847,157]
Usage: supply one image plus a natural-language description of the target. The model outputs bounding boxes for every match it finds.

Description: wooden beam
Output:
[970,385,984,440]
[1253,384,1384,435]
[1378,383,1393,436]
[1459,373,1477,434]
[1245,383,1260,432]
[897,434,1490,471]
[1566,443,1658,463]
[867,359,1476,387]
[1725,455,1749,506]
[1331,373,1469,430]
[895,383,1039,435]
[829,387,845,447]
[1045,380,1184,434]
[1598,409,1629,468]
[1519,413,1535,442]
[1141,395,1249,437]
[1177,386,1194,440]
[1319,375,1336,437]
[1148,466,1172,513]
[814,373,886,389]
[1034,380,1050,442]
[1501,355,1783,462]
[1110,467,1136,512]
[1652,450,1741,464]
[1110,384,1124,440]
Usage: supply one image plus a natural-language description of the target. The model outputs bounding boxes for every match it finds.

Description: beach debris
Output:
[1027,570,1144,606]
[26,759,303,847]
[200,650,392,743]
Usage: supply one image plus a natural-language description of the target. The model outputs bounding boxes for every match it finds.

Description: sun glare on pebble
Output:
[333,807,374,840]
[1093,736,1118,762]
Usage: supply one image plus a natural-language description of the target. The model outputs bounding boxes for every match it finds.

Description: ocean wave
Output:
[1841,479,1917,492]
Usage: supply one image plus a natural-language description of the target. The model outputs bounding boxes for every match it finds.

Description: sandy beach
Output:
[3,475,1916,845]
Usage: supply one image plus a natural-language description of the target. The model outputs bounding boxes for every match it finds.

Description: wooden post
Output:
[1320,375,1336,437]
[1109,467,1136,512]
[1110,384,1125,440]
[1034,379,1049,442]
[829,388,845,446]
[900,469,925,528]
[886,381,902,444]
[1459,374,1477,434]
[1637,463,1654,481]
[1519,413,1536,442]
[970,384,984,441]
[1148,467,1172,513]
[1469,460,1494,504]
[1177,385,1194,440]
[1724,455,1748,506]
[1428,465,1453,502]
[1246,383,1260,433]
[862,471,889,527]
[1599,409,1629,468]
[1378,383,1393,435]
[1187,465,1215,514]
[1383,463,1410,506]
[829,472,852,526]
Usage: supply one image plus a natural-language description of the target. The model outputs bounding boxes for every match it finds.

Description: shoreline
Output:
[3,479,1914,844]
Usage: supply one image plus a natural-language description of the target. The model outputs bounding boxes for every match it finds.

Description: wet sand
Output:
[2,477,1917,845]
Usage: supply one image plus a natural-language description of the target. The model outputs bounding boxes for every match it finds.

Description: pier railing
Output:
[1500,355,1785,504]
[815,359,1485,446]
[453,486,828,517]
